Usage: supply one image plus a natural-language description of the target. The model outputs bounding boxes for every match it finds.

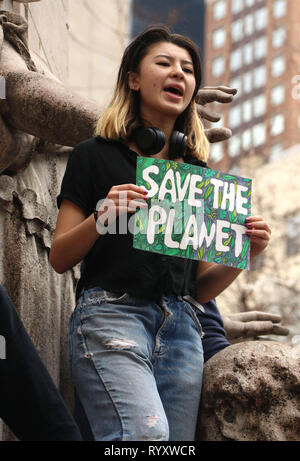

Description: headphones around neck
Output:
[132,127,187,160]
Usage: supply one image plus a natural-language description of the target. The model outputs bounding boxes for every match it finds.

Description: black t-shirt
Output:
[57,136,230,360]
[57,136,206,301]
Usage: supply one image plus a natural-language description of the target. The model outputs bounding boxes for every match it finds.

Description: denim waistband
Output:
[77,286,205,315]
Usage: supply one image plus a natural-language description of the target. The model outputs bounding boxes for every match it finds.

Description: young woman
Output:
[50,26,271,441]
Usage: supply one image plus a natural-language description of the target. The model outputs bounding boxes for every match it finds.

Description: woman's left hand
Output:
[245,216,271,260]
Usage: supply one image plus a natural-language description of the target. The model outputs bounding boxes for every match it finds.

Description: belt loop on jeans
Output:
[182,295,205,314]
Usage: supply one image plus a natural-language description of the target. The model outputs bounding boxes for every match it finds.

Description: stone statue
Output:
[0,9,293,441]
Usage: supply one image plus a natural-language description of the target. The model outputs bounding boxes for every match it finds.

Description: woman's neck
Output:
[142,113,175,138]
[138,111,176,160]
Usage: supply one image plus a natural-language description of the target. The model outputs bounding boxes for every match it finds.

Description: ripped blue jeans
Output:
[68,287,204,441]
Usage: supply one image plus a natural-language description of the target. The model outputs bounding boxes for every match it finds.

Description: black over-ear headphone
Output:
[132,127,187,160]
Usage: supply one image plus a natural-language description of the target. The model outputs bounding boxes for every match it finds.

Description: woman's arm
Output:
[49,199,98,274]
[196,216,271,303]
[50,184,148,274]
[196,262,242,303]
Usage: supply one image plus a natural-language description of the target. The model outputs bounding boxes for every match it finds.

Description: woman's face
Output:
[129,41,196,125]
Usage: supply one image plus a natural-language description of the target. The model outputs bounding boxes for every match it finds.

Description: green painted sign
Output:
[133,157,252,270]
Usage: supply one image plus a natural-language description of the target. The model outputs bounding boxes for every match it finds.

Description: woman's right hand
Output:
[50,185,148,273]
[96,184,149,227]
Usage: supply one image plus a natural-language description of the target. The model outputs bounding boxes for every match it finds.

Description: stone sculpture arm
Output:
[1,70,235,147]
[0,31,100,148]
[0,67,101,147]
[222,311,289,341]
[0,10,101,173]
[0,10,238,174]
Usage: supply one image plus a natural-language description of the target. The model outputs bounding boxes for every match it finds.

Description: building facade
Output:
[204,0,300,174]
[67,0,131,107]
[204,0,300,351]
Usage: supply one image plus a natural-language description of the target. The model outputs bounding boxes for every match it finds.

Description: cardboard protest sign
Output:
[133,157,252,270]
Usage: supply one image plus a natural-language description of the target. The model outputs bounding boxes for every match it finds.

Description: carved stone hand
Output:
[223,311,290,341]
[196,86,237,143]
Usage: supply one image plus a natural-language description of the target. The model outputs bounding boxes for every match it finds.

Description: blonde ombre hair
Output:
[94,25,210,162]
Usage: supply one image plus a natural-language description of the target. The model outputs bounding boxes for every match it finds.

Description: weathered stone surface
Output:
[197,341,300,441]
[0,151,80,441]
[1,68,100,148]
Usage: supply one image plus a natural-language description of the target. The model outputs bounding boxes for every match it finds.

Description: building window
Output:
[271,55,285,77]
[213,28,226,48]
[270,143,283,161]
[232,0,244,15]
[245,0,255,7]
[244,43,253,66]
[230,48,242,72]
[244,14,254,36]
[255,8,268,31]
[243,71,252,93]
[272,26,286,48]
[254,36,267,60]
[252,123,266,147]
[242,129,252,150]
[253,66,266,88]
[229,105,242,129]
[271,84,285,106]
[253,94,266,118]
[270,114,285,136]
[273,0,287,19]
[231,19,243,42]
[214,0,227,20]
[286,213,300,257]
[230,76,242,97]
[243,100,252,123]
[210,143,223,163]
[211,115,224,131]
[212,56,225,77]
[228,135,241,158]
